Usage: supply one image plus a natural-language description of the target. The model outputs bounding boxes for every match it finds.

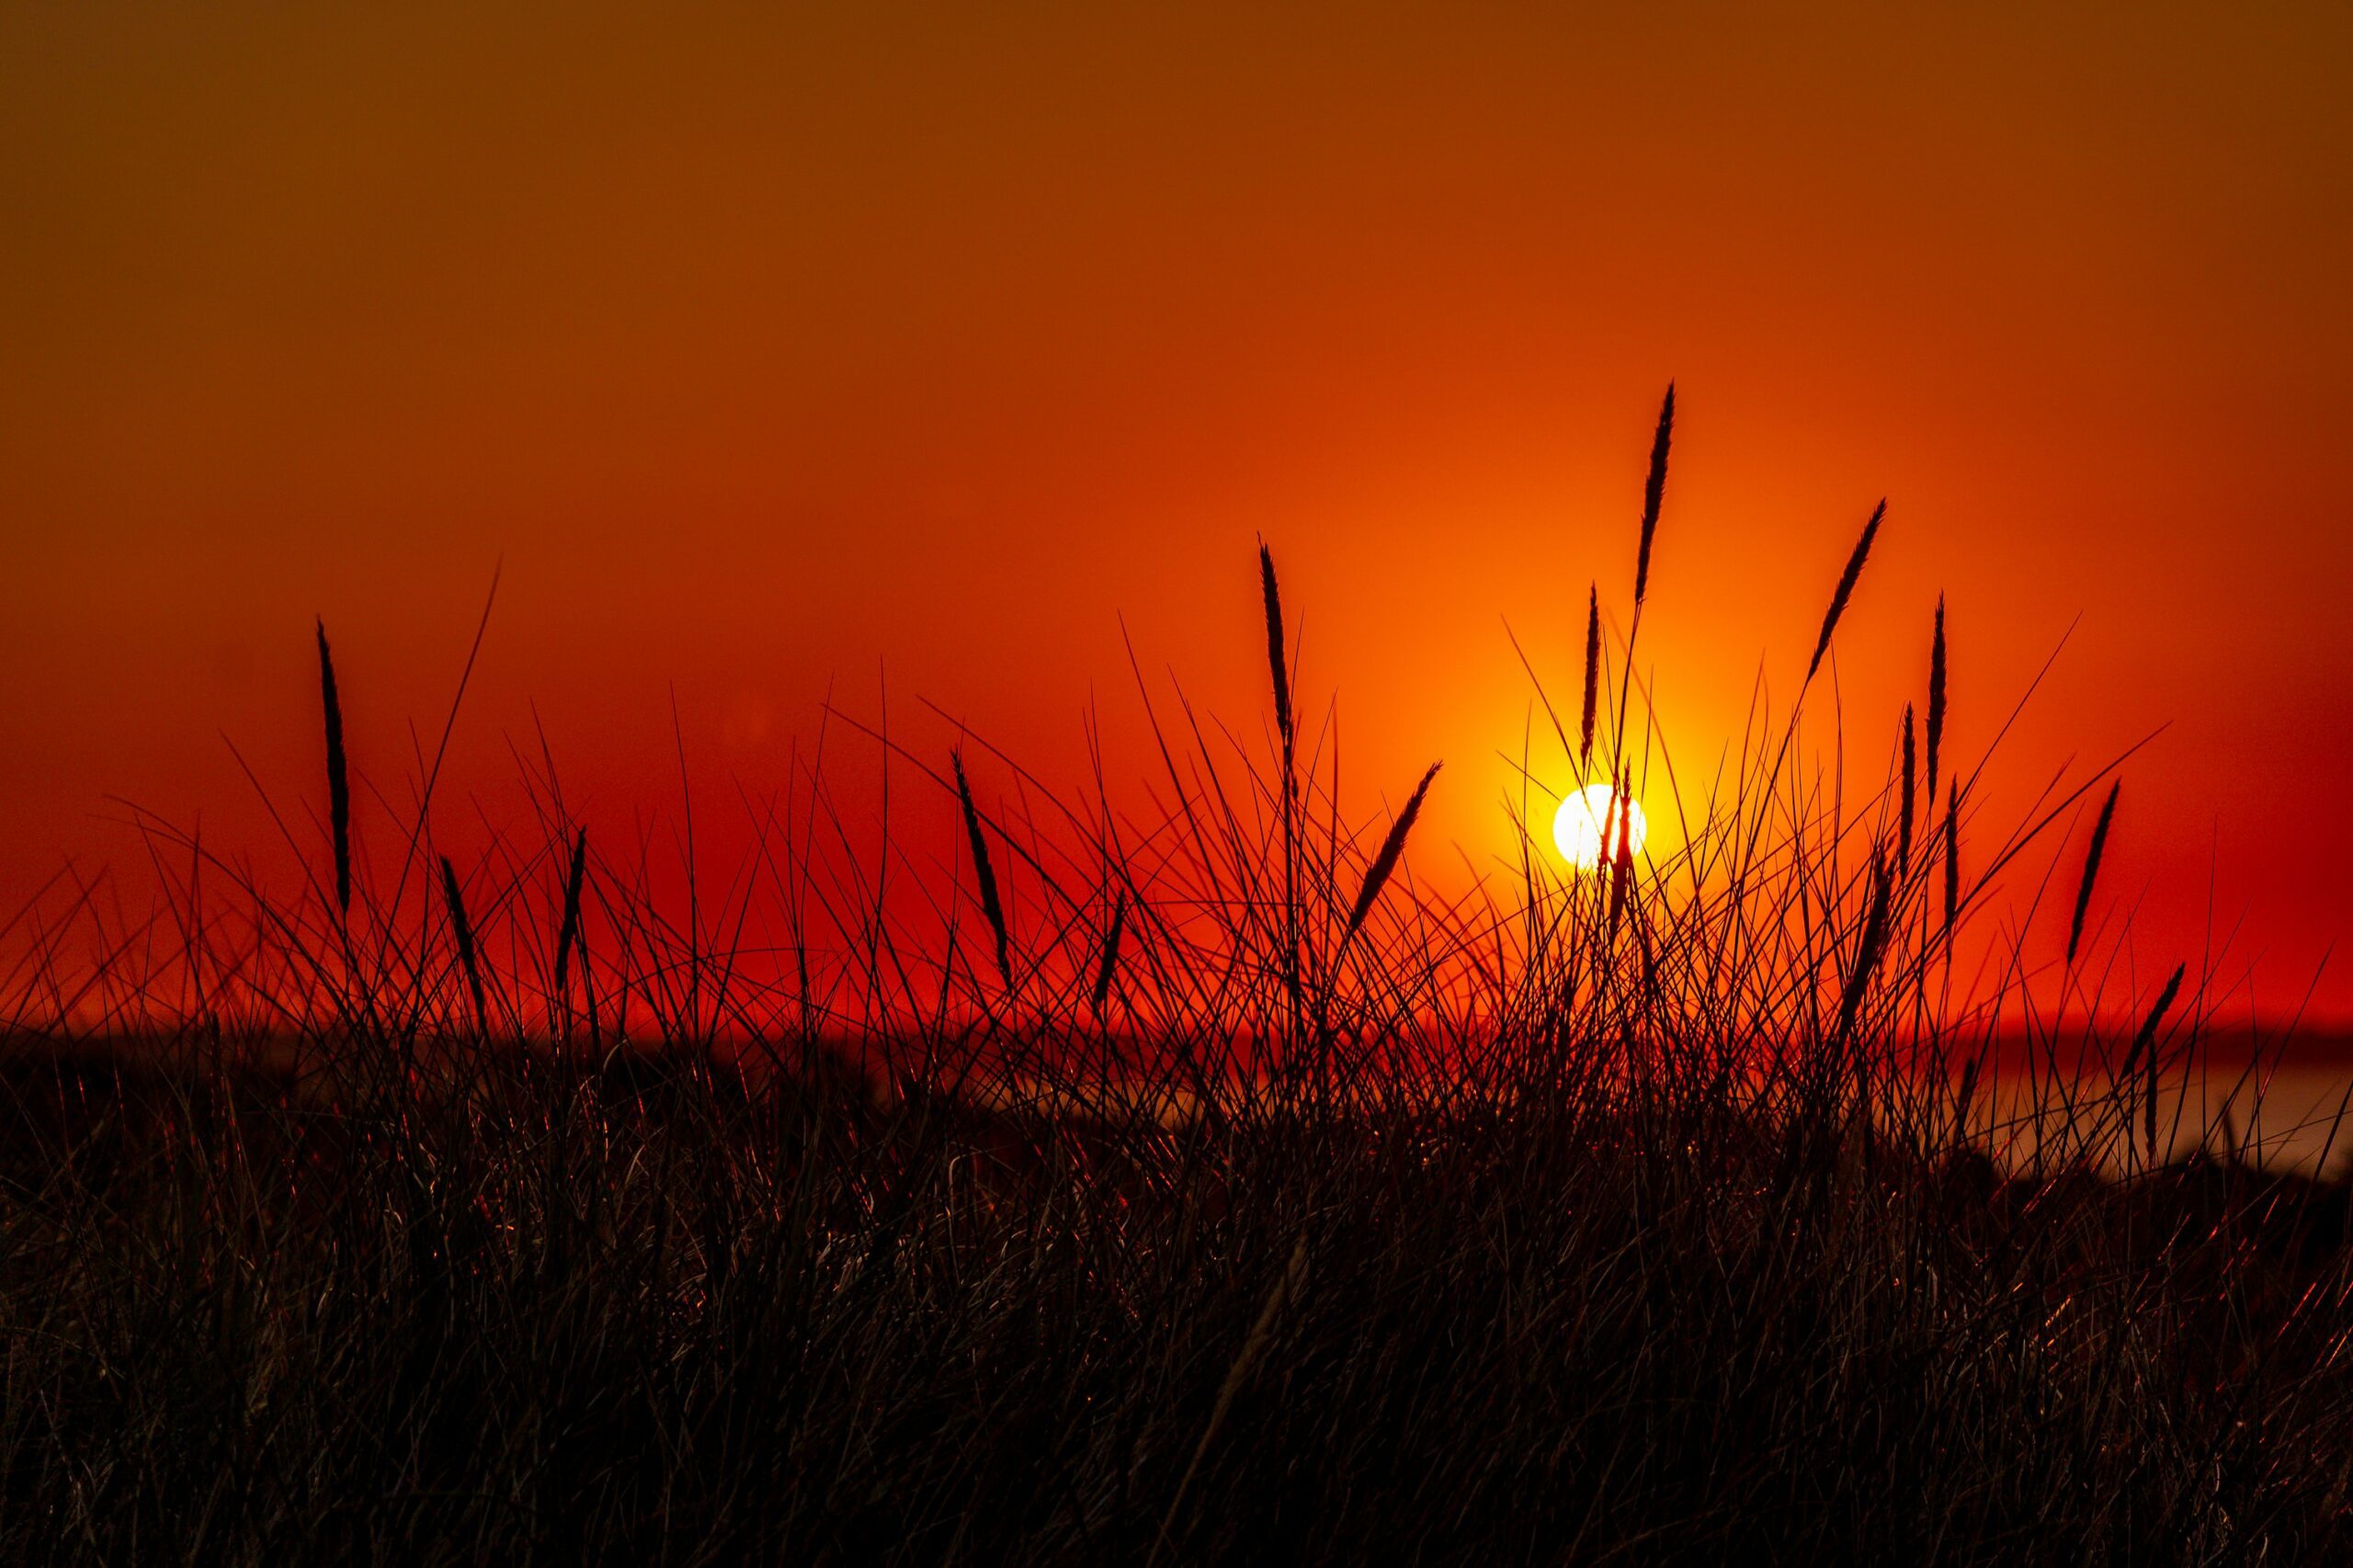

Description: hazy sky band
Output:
[1,5,2345,1018]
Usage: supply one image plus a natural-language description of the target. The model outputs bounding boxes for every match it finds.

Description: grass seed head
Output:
[2136,962,2185,1153]
[2066,780,2121,966]
[1807,500,1885,682]
[439,854,486,1034]
[316,619,351,916]
[1900,703,1916,870]
[1580,584,1601,767]
[1343,762,1441,948]
[1836,850,1896,1046]
[1927,595,1948,801]
[1634,382,1674,607]
[954,748,1014,988]
[553,825,590,1028]
[1259,540,1293,763]
[1093,890,1126,1019]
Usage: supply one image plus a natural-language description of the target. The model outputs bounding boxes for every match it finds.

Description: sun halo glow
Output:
[1552,783,1647,873]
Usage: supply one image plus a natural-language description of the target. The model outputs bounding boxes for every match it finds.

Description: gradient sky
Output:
[3,5,2348,1020]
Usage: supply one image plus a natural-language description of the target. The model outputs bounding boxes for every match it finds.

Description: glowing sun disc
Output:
[1552,783,1646,872]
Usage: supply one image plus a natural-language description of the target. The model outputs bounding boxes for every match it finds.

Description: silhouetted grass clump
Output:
[1,392,2347,1564]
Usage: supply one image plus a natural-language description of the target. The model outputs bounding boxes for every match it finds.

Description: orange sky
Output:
[2,6,2348,1021]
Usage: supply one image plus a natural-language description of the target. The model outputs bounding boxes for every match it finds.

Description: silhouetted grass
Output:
[0,403,2345,1566]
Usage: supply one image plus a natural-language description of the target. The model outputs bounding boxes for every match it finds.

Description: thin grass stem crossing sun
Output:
[1552,782,1646,873]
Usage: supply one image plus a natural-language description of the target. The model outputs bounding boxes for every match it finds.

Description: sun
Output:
[1552,782,1647,873]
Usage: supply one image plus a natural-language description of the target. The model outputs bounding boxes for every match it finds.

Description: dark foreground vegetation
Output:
[3,390,2344,1562]
[5,1035,2353,1566]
